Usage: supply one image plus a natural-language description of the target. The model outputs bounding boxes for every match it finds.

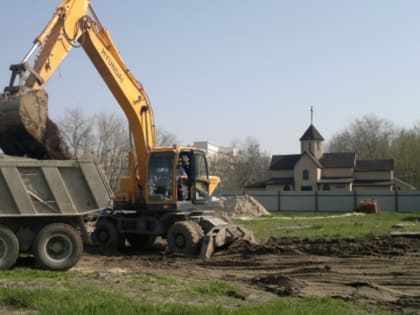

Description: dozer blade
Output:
[0,89,68,159]
[200,224,256,259]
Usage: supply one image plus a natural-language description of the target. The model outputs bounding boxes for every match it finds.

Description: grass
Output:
[189,280,238,296]
[0,211,416,314]
[0,268,70,282]
[130,272,183,286]
[0,285,396,315]
[235,211,420,239]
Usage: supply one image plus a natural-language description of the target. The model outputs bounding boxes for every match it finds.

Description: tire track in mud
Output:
[76,236,420,313]
[202,236,420,313]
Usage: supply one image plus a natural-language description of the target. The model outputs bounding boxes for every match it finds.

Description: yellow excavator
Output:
[0,0,254,258]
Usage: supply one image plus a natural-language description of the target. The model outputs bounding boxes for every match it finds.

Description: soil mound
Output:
[219,195,270,217]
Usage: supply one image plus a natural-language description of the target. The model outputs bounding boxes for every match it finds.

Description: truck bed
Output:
[0,157,113,216]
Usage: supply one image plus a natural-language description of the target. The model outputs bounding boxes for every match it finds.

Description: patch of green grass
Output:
[193,280,235,295]
[236,211,420,239]
[0,285,150,315]
[0,268,70,282]
[125,272,192,299]
[0,286,397,315]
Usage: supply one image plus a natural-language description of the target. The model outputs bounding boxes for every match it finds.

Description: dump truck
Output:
[0,0,255,265]
[0,157,112,270]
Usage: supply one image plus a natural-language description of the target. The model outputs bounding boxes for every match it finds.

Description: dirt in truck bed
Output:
[68,235,420,314]
[0,118,69,159]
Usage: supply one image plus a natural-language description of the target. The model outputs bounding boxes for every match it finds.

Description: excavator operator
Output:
[176,158,188,200]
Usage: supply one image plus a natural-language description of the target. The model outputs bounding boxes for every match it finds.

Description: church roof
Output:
[299,124,324,141]
[319,152,356,168]
[270,151,322,171]
[355,159,394,171]
[269,154,301,170]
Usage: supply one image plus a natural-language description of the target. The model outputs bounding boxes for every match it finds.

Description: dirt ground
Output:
[72,235,420,314]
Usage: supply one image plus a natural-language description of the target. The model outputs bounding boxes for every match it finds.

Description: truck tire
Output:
[91,219,123,251]
[0,226,19,270]
[126,235,157,250]
[167,221,204,255]
[34,223,82,271]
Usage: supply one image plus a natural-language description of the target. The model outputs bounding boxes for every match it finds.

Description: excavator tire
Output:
[91,218,124,252]
[167,221,204,255]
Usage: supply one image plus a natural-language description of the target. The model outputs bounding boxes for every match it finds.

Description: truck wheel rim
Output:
[44,234,73,262]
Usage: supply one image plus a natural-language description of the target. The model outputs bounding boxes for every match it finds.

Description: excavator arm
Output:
[0,0,257,257]
[0,0,155,203]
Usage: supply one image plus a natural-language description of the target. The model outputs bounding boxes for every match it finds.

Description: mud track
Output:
[76,236,420,313]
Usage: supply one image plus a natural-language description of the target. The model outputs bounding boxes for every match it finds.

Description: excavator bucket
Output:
[0,89,68,159]
[200,223,256,259]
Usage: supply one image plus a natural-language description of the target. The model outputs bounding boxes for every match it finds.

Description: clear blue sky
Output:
[1,1,420,155]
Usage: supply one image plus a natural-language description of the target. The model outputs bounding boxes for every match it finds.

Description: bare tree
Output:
[210,137,270,192]
[390,126,420,188]
[156,127,178,146]
[59,108,183,190]
[327,114,396,159]
[58,108,95,159]
[93,112,130,189]
[325,114,420,188]
[58,109,130,189]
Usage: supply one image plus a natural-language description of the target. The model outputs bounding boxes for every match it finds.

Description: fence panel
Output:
[243,190,420,212]
[398,192,420,212]
[280,192,316,212]
[318,192,355,212]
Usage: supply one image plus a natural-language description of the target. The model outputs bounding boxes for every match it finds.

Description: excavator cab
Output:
[146,149,210,205]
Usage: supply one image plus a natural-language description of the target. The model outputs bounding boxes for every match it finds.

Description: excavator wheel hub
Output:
[174,234,187,248]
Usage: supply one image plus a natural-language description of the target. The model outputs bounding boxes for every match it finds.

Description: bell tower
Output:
[299,107,324,159]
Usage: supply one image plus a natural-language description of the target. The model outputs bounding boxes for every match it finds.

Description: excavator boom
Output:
[0,0,91,158]
[0,0,155,203]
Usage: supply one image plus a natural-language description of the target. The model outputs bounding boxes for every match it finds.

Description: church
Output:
[247,124,413,192]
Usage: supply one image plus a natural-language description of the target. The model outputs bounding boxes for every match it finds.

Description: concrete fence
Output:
[237,190,420,212]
